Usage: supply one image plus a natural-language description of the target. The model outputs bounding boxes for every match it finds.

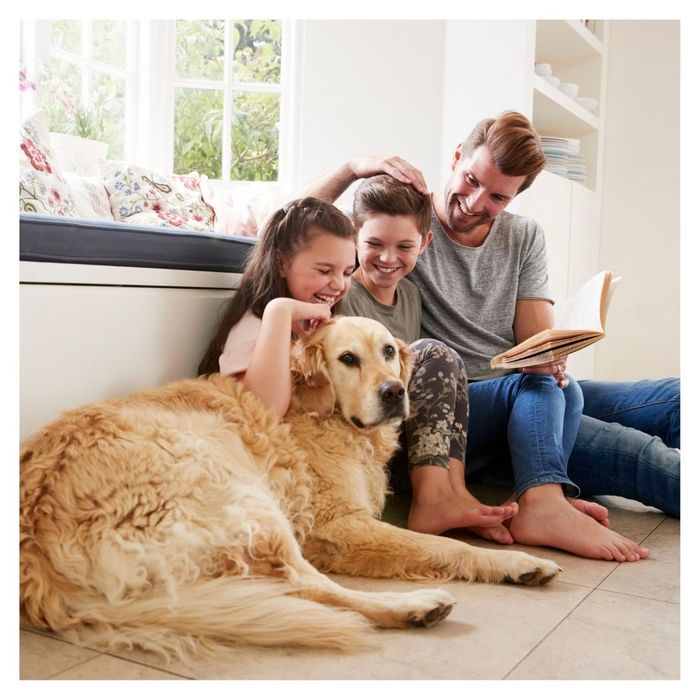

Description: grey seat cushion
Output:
[20,213,256,273]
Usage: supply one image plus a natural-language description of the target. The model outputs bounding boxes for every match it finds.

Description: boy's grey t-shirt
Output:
[337,276,422,343]
[408,208,553,380]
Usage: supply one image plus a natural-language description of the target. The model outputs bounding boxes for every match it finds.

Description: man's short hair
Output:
[462,111,547,194]
[352,174,432,239]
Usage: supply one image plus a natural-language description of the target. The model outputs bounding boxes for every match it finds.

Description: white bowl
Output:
[559,82,579,99]
[576,96,598,113]
[534,62,553,77]
[543,75,560,88]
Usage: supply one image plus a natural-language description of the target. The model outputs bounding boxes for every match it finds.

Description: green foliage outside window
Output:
[174,88,224,176]
[173,19,282,181]
[230,91,279,181]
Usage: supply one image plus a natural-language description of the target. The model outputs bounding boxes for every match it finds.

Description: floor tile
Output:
[20,630,100,680]
[49,653,186,680]
[507,588,679,679]
[599,517,680,603]
[143,575,590,680]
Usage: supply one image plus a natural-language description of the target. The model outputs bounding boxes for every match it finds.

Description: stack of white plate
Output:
[539,136,570,177]
[540,136,587,185]
[567,153,587,183]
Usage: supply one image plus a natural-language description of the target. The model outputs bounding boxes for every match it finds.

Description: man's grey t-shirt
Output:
[408,208,553,380]
[337,276,422,343]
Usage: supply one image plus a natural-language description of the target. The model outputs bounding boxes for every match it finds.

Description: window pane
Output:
[92,20,127,68]
[50,20,81,54]
[232,20,281,84]
[231,91,279,181]
[176,20,225,80]
[38,58,81,135]
[93,71,125,158]
[174,88,223,178]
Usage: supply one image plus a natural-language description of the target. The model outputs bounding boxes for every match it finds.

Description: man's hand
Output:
[348,156,428,194]
[521,358,569,389]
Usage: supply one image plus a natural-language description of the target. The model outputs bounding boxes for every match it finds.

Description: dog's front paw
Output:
[398,588,457,628]
[502,553,561,586]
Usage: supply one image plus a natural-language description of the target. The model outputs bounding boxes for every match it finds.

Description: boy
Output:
[337,175,517,542]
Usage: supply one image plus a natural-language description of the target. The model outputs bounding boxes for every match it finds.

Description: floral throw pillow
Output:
[100,162,215,232]
[19,111,77,217]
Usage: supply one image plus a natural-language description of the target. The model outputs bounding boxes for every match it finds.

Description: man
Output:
[299,111,679,562]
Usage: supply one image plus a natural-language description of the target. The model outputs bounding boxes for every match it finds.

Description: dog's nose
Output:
[379,381,405,404]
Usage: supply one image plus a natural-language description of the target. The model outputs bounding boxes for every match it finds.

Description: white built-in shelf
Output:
[535,20,603,63]
[532,75,599,137]
[532,19,606,191]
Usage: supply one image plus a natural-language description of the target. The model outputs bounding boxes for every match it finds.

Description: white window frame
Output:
[21,19,298,188]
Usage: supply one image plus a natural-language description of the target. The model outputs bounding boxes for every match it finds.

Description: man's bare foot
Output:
[508,484,650,561]
[568,497,609,527]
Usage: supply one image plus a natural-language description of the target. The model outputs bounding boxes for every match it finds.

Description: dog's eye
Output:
[339,352,359,367]
[383,344,396,359]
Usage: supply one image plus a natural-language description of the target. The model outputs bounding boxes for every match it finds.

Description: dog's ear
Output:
[290,339,336,417]
[397,338,414,387]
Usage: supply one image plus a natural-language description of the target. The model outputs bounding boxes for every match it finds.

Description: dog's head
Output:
[290,316,412,428]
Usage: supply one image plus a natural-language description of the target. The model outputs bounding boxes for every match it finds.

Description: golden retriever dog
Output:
[20,316,560,661]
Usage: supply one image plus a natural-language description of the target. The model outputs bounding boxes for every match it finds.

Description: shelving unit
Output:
[512,20,608,377]
[531,19,606,191]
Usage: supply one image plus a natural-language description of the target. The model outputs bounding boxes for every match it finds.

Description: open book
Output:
[490,271,620,370]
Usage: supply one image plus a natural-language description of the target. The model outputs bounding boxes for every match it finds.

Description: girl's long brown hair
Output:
[198,197,356,375]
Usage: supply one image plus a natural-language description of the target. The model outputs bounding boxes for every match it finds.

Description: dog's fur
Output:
[20,316,560,661]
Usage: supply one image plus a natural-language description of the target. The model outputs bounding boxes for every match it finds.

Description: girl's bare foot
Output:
[508,484,650,562]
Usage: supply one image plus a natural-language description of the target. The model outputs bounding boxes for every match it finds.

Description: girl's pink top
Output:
[218,311,262,376]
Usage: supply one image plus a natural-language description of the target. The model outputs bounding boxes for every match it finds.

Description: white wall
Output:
[595,20,680,380]
[293,20,446,200]
[440,20,535,184]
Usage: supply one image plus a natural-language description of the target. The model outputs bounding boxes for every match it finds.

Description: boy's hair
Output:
[461,111,547,194]
[352,174,432,239]
[198,197,356,375]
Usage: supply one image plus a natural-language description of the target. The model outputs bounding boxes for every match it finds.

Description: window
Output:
[32,20,137,160]
[173,19,283,182]
[20,19,292,184]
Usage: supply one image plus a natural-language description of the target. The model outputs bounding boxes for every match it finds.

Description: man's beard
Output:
[445,193,490,234]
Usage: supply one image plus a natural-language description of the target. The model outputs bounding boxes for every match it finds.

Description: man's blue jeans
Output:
[467,376,680,517]
[568,378,680,517]
[465,372,583,499]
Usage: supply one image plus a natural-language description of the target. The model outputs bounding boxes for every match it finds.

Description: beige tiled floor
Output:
[19,489,680,681]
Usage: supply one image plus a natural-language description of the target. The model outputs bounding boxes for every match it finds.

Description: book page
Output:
[555,271,613,331]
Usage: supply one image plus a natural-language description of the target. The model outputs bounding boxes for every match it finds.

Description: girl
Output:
[198,198,356,418]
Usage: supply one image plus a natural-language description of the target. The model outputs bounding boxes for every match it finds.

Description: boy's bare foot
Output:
[407,466,517,538]
[508,484,650,562]
[407,495,517,536]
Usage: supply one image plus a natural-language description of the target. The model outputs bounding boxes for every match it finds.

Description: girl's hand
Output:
[266,298,332,338]
[521,358,569,389]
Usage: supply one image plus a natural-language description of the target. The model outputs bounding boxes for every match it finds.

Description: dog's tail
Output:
[24,576,375,662]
